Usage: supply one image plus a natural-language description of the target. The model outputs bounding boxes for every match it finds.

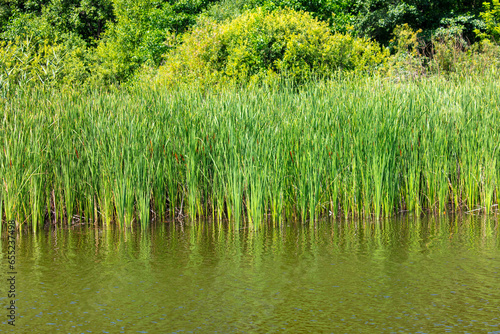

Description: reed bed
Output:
[1,75,499,230]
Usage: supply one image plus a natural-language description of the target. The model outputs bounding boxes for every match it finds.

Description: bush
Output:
[476,0,500,43]
[429,33,468,74]
[0,35,96,90]
[383,24,425,79]
[155,8,387,86]
[382,23,500,80]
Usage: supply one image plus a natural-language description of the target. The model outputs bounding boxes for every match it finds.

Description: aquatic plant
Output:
[1,74,499,230]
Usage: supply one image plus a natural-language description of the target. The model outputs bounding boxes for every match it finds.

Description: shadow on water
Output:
[1,215,499,332]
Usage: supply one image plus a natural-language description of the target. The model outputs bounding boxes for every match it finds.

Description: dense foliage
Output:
[1,0,114,44]
[157,8,386,85]
[354,0,484,44]
[0,0,499,87]
[476,0,500,42]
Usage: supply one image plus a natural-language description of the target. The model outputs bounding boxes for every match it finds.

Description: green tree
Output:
[95,0,217,83]
[355,0,482,44]
[1,0,114,44]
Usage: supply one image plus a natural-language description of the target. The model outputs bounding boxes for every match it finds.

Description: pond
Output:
[1,216,500,333]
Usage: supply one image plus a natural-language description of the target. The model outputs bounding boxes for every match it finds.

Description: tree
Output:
[1,0,114,44]
[355,0,482,44]
[95,0,218,82]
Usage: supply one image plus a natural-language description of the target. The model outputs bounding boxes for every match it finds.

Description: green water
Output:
[1,216,500,333]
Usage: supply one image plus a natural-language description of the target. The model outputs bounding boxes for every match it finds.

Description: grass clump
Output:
[1,74,499,230]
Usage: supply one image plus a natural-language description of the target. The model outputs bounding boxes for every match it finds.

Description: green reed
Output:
[1,74,499,230]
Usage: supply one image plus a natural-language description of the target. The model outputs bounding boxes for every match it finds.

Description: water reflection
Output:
[1,216,499,332]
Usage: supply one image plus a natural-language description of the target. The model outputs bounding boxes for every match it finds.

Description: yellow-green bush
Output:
[0,37,65,89]
[0,36,94,90]
[476,0,500,43]
[155,8,387,85]
[381,24,427,80]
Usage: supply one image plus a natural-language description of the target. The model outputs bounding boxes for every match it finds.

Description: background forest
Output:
[0,0,499,89]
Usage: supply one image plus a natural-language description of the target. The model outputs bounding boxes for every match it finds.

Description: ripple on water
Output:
[1,217,499,332]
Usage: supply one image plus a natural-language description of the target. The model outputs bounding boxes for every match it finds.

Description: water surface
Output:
[1,216,500,333]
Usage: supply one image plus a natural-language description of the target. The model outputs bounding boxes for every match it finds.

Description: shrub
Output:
[0,37,66,89]
[0,35,95,90]
[476,0,500,43]
[428,22,500,76]
[383,24,425,79]
[156,8,387,86]
[429,32,468,74]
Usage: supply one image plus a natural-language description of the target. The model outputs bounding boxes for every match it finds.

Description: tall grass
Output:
[1,74,499,230]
